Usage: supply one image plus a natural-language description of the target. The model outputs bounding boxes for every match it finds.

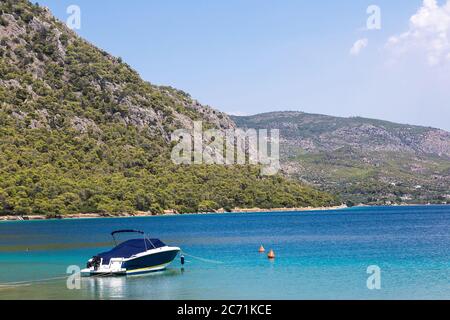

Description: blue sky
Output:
[39,0,450,130]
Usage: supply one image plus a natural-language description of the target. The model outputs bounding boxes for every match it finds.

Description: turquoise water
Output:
[0,205,449,300]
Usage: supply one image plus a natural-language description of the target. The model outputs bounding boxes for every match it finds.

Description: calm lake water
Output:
[0,205,449,300]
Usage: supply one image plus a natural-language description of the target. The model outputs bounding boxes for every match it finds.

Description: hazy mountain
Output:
[232,112,450,204]
[0,1,337,216]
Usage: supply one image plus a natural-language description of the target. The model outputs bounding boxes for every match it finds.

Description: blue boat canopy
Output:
[97,239,166,264]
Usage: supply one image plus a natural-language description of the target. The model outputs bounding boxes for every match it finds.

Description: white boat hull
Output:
[81,246,180,277]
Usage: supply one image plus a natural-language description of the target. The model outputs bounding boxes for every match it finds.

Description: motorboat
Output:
[81,230,180,277]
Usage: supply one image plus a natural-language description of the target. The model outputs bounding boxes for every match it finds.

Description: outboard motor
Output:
[87,256,101,271]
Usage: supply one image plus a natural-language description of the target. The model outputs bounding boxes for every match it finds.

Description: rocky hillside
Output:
[0,1,234,138]
[233,112,450,205]
[0,1,337,216]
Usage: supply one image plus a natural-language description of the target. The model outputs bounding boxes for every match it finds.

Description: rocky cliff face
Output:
[0,1,234,141]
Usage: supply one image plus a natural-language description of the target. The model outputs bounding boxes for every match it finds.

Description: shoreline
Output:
[1,203,448,222]
[0,205,349,222]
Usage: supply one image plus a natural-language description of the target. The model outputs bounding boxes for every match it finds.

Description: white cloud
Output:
[386,0,450,66]
[350,38,369,56]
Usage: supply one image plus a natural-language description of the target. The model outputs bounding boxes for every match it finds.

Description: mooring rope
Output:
[0,275,68,289]
[181,252,224,264]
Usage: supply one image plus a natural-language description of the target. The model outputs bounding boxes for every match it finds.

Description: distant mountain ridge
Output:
[232,111,450,158]
[232,112,450,205]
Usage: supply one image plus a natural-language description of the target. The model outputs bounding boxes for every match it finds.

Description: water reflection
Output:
[82,268,184,299]
[85,276,126,299]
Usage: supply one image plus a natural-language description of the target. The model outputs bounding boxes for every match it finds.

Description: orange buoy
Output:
[258,245,265,253]
[268,249,275,259]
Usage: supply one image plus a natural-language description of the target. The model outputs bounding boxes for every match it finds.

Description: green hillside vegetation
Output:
[0,115,335,215]
[292,150,450,205]
[0,1,337,216]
